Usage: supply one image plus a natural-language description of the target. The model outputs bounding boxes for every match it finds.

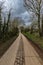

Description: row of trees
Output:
[24,0,43,37]
[0,2,19,42]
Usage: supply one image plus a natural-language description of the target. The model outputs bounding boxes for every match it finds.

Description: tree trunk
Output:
[38,14,41,37]
[41,14,43,36]
[30,25,33,34]
[0,8,2,39]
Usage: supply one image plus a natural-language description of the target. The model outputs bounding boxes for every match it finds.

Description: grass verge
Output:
[23,32,43,50]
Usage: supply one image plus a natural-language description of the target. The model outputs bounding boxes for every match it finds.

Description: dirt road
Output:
[0,33,43,65]
[22,34,43,65]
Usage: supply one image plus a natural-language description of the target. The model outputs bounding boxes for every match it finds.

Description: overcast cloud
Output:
[0,0,38,25]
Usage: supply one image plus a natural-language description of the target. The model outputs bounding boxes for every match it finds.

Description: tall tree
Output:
[41,14,43,36]
[24,0,42,36]
[0,6,2,37]
[6,9,11,33]
[2,17,6,35]
[0,1,4,38]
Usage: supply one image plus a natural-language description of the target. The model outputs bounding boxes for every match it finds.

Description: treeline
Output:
[0,3,19,42]
[24,0,43,37]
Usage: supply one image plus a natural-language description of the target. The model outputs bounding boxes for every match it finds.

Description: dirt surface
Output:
[0,36,18,58]
[22,34,43,65]
[0,33,43,65]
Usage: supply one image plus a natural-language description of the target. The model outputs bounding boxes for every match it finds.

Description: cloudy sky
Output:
[0,0,35,25]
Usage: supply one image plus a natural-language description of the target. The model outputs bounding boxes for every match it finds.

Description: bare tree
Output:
[24,0,42,36]
[6,8,12,33]
[2,17,6,35]
[0,1,4,38]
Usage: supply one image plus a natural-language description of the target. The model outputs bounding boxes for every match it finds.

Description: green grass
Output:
[23,32,43,49]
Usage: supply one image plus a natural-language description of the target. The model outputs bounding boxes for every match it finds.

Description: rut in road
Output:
[14,36,25,65]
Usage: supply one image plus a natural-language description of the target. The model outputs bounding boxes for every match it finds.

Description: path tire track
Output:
[14,36,25,65]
